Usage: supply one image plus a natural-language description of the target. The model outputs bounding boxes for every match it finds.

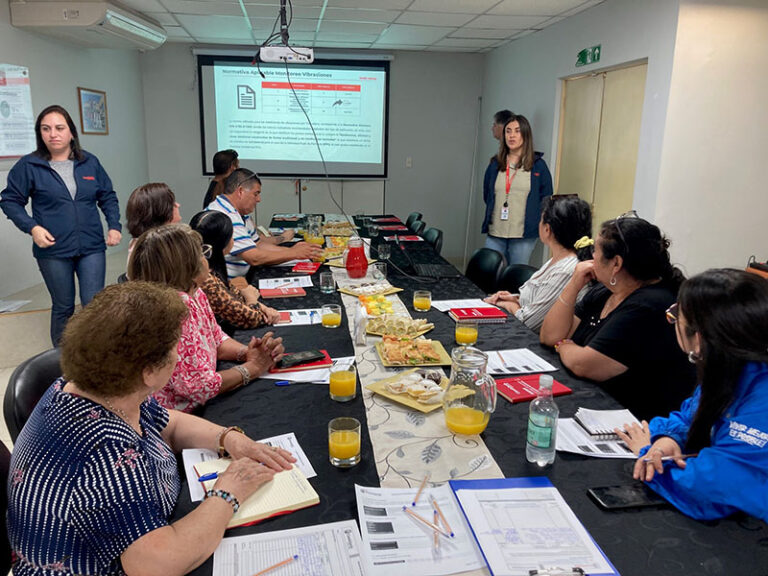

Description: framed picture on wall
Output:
[77,87,109,135]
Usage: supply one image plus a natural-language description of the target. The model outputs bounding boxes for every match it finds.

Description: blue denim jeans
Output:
[484,235,537,266]
[37,252,106,346]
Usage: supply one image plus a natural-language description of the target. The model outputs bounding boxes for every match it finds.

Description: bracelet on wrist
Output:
[557,294,573,306]
[233,364,251,387]
[554,338,572,353]
[216,425,245,457]
[204,489,240,513]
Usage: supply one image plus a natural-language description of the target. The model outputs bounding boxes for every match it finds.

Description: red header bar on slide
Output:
[262,82,360,92]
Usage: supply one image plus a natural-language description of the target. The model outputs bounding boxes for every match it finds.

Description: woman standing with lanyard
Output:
[482,114,552,265]
[0,105,121,345]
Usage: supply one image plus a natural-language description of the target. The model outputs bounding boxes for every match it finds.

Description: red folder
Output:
[496,375,572,404]
[259,287,307,299]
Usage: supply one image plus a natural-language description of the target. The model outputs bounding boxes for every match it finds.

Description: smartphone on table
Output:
[587,484,668,510]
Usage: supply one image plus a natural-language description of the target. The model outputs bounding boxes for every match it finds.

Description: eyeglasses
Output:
[665,302,678,325]
[612,210,639,254]
[202,244,213,259]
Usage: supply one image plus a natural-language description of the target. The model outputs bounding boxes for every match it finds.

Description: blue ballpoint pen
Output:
[197,472,218,482]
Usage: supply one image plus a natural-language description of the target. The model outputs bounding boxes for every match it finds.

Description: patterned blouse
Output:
[8,380,180,576]
[199,273,266,330]
[153,288,228,413]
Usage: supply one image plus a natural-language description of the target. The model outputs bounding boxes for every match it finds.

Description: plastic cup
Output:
[329,364,357,402]
[328,417,361,467]
[321,304,342,328]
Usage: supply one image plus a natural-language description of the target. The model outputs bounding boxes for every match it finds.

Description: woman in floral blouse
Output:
[128,223,284,413]
[190,210,280,334]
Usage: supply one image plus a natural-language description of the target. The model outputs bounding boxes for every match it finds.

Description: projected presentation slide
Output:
[200,58,389,177]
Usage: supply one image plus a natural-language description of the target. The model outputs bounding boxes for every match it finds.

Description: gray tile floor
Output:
[0,250,128,448]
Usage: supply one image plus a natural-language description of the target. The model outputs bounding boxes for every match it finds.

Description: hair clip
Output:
[573,236,594,250]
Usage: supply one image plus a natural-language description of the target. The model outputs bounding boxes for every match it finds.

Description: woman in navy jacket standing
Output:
[0,105,121,345]
[482,114,552,265]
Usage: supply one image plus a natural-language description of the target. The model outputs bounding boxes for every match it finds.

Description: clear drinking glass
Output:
[319,272,335,294]
[413,290,432,312]
[329,364,357,402]
[321,304,342,328]
[328,417,361,467]
[377,243,391,260]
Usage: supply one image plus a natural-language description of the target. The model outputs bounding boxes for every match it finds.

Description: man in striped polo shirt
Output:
[207,168,321,278]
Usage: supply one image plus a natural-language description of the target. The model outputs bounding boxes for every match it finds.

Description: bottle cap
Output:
[539,374,554,389]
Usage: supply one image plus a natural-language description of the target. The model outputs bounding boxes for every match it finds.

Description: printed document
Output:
[259,276,314,289]
[556,419,636,459]
[431,299,491,313]
[486,349,557,374]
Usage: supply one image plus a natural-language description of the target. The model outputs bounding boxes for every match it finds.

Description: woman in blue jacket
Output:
[482,114,552,265]
[0,105,121,345]
[635,269,768,522]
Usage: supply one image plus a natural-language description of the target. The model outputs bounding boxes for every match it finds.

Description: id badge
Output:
[500,205,510,221]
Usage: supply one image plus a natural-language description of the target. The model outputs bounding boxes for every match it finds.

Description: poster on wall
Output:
[0,64,35,159]
[77,87,109,135]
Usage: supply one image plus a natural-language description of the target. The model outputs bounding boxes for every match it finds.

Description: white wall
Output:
[140,45,483,265]
[0,2,148,298]
[473,0,680,257]
[654,0,768,274]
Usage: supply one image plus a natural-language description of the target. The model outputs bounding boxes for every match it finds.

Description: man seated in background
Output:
[206,168,321,278]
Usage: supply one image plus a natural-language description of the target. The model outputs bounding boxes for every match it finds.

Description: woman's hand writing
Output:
[212,458,276,505]
[633,436,686,482]
[31,225,56,248]
[615,420,651,455]
[225,435,296,472]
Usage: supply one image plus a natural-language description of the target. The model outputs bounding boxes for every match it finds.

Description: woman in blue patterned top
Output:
[7,282,296,576]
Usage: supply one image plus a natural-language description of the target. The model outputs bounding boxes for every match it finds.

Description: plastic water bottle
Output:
[526,374,559,467]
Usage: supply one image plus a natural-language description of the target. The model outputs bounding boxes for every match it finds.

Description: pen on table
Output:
[412,473,429,506]
[251,554,298,576]
[309,310,317,325]
[402,506,451,538]
[642,453,698,463]
[275,380,292,387]
[197,472,218,482]
[433,509,440,551]
[430,495,455,537]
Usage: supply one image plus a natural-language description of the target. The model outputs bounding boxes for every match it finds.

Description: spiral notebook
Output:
[573,408,640,439]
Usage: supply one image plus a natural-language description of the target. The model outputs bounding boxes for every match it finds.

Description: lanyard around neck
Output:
[505,163,519,197]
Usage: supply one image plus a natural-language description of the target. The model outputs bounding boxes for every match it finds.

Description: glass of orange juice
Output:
[328,417,361,467]
[321,304,342,328]
[455,319,478,346]
[413,290,432,312]
[329,364,357,402]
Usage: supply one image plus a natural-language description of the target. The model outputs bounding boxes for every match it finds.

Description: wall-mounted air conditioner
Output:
[10,1,167,50]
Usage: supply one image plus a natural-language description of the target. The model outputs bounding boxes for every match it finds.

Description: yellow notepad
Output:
[195,459,320,528]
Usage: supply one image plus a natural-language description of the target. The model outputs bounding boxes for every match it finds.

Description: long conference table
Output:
[174,214,768,576]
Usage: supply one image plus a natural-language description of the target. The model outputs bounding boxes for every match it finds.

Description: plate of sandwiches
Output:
[366,368,449,413]
[374,336,451,367]
[366,315,434,337]
[322,222,357,236]
[337,282,402,298]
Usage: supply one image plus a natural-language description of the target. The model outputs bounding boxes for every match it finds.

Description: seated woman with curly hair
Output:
[190,210,280,334]
[128,223,283,413]
[7,282,295,576]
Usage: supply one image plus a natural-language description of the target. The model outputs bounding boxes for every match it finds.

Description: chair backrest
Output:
[3,348,62,442]
[497,264,538,294]
[465,248,506,294]
[422,227,443,255]
[405,212,422,228]
[0,440,11,575]
[410,220,426,235]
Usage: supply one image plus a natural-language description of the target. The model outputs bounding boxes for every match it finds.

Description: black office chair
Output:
[497,264,538,293]
[0,440,10,576]
[422,227,443,255]
[405,212,422,228]
[117,272,129,284]
[4,348,62,442]
[465,248,505,294]
[410,220,426,235]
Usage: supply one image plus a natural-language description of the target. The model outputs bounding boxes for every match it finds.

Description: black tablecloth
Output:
[172,215,768,576]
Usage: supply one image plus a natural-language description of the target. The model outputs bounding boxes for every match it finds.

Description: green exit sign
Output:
[576,44,601,67]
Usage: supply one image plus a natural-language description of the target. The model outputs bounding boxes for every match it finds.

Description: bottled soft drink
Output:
[526,374,559,467]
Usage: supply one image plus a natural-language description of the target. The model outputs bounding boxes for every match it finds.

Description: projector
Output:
[260,46,314,64]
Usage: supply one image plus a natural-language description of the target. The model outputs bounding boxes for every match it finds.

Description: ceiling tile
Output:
[250,16,318,32]
[121,0,167,12]
[245,5,323,18]
[425,46,480,52]
[374,24,454,45]
[509,29,536,40]
[488,0,586,16]
[193,37,256,45]
[434,37,498,48]
[315,31,382,42]
[145,11,179,25]
[394,11,475,27]
[323,8,402,23]
[318,21,388,35]
[325,0,412,8]
[313,41,374,49]
[465,14,549,29]
[163,25,191,37]
[560,1,603,17]
[370,43,429,51]
[408,0,498,13]
[449,27,517,39]
[175,14,253,39]
[160,0,243,17]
